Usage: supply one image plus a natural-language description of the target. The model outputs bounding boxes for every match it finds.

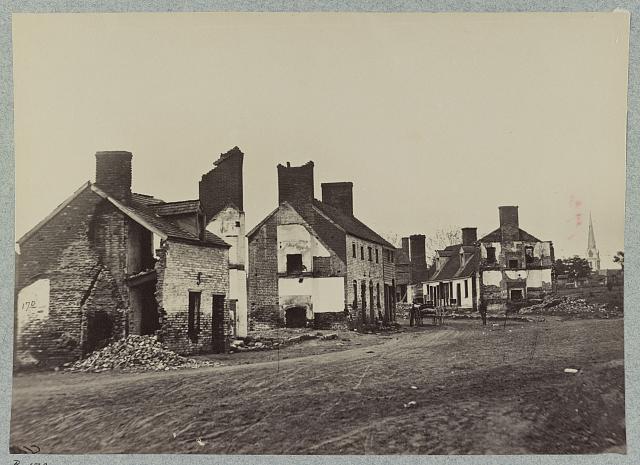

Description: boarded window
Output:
[188,291,201,342]
[286,254,303,274]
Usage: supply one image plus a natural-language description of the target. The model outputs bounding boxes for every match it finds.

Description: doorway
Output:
[211,294,226,353]
[285,306,306,328]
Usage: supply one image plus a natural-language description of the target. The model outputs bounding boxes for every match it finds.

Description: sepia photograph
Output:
[7,9,631,458]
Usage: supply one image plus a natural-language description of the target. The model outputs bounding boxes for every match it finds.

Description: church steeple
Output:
[586,212,600,271]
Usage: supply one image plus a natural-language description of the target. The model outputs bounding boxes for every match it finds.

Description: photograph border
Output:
[0,1,638,464]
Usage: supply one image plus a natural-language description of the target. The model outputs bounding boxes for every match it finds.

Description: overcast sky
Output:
[13,12,629,267]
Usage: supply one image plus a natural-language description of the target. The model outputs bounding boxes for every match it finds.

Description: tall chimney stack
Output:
[409,234,428,284]
[95,151,132,203]
[499,206,520,242]
[461,227,478,246]
[277,161,314,207]
[199,146,244,221]
[321,182,353,216]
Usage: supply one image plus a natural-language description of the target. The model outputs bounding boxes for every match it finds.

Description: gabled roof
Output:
[17,183,229,248]
[312,199,395,249]
[248,200,395,250]
[131,193,164,206]
[427,244,480,282]
[152,200,201,217]
[479,227,542,243]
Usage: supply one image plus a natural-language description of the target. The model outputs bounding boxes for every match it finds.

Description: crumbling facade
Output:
[478,206,554,310]
[247,162,396,329]
[424,206,554,311]
[15,151,232,367]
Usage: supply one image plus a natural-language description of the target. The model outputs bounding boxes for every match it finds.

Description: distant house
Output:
[247,161,397,329]
[15,151,232,367]
[424,206,554,311]
[424,228,481,309]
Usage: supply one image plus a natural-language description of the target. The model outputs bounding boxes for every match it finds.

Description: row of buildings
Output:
[14,147,555,366]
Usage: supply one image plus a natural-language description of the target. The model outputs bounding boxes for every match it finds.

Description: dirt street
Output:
[10,318,625,454]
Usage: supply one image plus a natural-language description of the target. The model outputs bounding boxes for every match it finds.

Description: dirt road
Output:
[10,319,625,454]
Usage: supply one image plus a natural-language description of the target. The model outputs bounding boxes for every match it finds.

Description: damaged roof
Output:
[427,244,480,282]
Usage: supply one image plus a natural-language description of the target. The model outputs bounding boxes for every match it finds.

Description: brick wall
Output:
[156,240,230,355]
[15,188,126,367]
[247,214,280,328]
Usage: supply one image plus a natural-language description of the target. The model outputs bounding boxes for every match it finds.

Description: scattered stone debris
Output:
[65,335,221,373]
[229,332,346,353]
[519,296,622,319]
[564,368,579,374]
[403,401,417,408]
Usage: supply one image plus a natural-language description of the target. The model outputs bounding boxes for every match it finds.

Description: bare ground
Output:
[10,318,625,455]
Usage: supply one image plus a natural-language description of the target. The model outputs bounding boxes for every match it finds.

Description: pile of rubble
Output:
[519,295,622,318]
[65,335,220,373]
[229,332,341,352]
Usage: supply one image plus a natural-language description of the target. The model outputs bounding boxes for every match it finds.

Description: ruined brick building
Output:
[395,235,429,303]
[247,161,397,329]
[424,206,554,311]
[15,151,234,367]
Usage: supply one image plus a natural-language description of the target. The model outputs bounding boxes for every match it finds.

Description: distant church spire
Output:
[586,212,600,271]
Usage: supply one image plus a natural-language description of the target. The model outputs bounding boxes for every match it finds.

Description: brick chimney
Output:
[199,146,244,221]
[461,227,478,246]
[409,234,428,283]
[401,237,410,257]
[499,206,520,242]
[321,182,353,216]
[277,161,314,207]
[95,151,132,203]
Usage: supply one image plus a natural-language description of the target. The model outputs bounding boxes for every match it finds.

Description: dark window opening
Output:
[376,283,381,308]
[235,221,241,227]
[375,248,379,263]
[188,291,201,342]
[360,246,365,260]
[352,243,357,258]
[286,254,303,274]
[525,246,534,264]
[510,289,524,301]
[486,247,496,263]
[368,247,372,261]
[464,280,469,298]
[508,259,519,269]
